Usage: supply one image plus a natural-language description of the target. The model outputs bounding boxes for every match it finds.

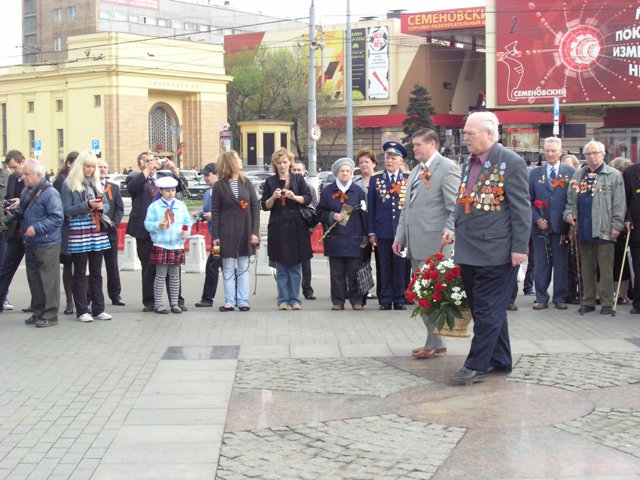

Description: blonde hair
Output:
[216,150,248,182]
[271,148,294,173]
[65,151,103,193]
[562,154,580,169]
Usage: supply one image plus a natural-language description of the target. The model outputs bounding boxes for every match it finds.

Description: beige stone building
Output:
[0,32,230,172]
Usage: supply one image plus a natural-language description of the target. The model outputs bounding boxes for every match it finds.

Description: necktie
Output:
[148,176,159,200]
[410,165,424,201]
[390,173,395,184]
[550,167,557,180]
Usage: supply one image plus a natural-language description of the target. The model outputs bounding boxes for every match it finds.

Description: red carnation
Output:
[434,252,444,261]
[405,291,417,303]
[422,271,430,280]
[434,282,447,292]
[533,200,548,209]
[432,291,442,302]
[444,272,454,282]
[418,298,431,309]
[182,225,189,231]
[451,266,461,276]
[430,270,439,281]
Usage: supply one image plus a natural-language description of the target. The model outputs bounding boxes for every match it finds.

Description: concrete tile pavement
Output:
[0,258,640,478]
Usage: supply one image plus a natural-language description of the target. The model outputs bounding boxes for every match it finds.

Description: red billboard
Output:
[401,8,485,34]
[495,0,640,106]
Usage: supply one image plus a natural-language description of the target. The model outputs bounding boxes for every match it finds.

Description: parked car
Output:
[106,173,129,197]
[245,170,271,197]
[187,177,210,200]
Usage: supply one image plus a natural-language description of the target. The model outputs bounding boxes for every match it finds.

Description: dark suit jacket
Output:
[624,163,640,243]
[102,180,125,241]
[529,163,575,235]
[367,170,406,240]
[454,143,532,266]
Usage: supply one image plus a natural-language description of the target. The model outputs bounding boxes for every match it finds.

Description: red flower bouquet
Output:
[406,252,470,332]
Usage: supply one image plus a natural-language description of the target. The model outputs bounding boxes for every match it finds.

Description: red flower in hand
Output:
[182,225,189,231]
[434,252,444,261]
[533,200,548,209]
[451,266,461,277]
[405,291,417,303]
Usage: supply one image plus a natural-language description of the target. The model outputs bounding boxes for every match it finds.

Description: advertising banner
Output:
[368,26,390,99]
[401,7,485,34]
[102,0,159,9]
[496,0,639,105]
[352,28,367,100]
[320,30,345,100]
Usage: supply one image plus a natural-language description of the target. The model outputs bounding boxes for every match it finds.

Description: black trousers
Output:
[136,236,184,307]
[630,242,640,310]
[301,259,314,297]
[72,251,105,317]
[200,254,221,303]
[103,233,122,301]
[25,244,60,322]
[0,236,26,306]
[328,256,361,306]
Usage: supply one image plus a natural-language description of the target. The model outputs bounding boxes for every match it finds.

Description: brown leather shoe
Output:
[142,305,154,313]
[352,304,363,310]
[331,304,345,310]
[554,303,568,310]
[532,302,548,310]
[412,347,447,359]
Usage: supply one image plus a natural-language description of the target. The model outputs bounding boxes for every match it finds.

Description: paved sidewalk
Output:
[1,259,640,479]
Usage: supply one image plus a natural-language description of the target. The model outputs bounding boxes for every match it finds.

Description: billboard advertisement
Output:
[495,0,640,106]
[368,26,390,99]
[321,31,345,100]
[102,0,159,8]
[352,28,367,100]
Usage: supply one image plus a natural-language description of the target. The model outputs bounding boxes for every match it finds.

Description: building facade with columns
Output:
[0,32,230,172]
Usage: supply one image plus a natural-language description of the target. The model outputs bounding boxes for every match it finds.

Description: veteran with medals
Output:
[451,111,531,385]
[368,142,408,310]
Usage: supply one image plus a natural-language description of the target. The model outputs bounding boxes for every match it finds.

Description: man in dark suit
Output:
[624,158,640,313]
[452,111,531,385]
[126,152,184,312]
[369,142,407,310]
[529,137,575,310]
[98,159,125,306]
[292,159,317,300]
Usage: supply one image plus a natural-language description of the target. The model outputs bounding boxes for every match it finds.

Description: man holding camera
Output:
[0,151,28,313]
[194,162,220,307]
[126,152,184,312]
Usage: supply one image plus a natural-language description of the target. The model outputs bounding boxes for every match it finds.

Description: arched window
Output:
[148,103,178,153]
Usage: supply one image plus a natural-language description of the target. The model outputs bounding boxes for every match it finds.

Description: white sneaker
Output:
[78,313,93,322]
[3,300,13,310]
[95,312,112,321]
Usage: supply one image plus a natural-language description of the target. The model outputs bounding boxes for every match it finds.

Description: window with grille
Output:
[149,106,175,153]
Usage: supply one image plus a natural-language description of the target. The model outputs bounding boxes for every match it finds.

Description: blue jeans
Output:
[275,262,302,306]
[222,256,250,307]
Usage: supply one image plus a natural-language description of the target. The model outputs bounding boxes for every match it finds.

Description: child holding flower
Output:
[144,176,193,314]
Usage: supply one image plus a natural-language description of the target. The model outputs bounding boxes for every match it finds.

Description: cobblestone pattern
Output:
[555,408,640,458]
[234,358,431,396]
[217,414,466,480]
[508,352,640,391]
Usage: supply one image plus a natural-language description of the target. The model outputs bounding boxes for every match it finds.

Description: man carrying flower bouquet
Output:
[393,129,461,358]
[529,137,575,311]
[452,111,531,385]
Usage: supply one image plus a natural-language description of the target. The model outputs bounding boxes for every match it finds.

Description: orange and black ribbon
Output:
[457,195,473,214]
[104,183,113,201]
[551,178,568,188]
[389,183,402,195]
[92,211,102,232]
[164,208,175,224]
[420,168,432,189]
[332,191,349,203]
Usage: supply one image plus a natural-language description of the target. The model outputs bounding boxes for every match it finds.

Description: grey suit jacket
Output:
[454,143,531,266]
[394,153,461,262]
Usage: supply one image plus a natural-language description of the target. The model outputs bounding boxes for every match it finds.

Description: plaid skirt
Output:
[149,246,185,266]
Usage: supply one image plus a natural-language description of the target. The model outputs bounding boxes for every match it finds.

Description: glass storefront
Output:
[595,128,640,164]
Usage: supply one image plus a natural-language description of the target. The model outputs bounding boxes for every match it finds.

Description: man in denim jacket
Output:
[18,159,64,328]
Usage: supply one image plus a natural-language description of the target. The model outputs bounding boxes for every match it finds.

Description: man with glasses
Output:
[564,140,626,315]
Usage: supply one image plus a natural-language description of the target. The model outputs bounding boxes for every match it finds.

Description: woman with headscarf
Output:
[261,148,313,310]
[211,150,260,312]
[61,151,112,322]
[317,158,368,310]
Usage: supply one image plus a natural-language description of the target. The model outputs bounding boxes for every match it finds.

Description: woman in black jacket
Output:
[261,149,312,310]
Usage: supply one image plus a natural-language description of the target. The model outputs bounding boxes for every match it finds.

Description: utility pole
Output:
[345,0,354,158]
[307,0,318,179]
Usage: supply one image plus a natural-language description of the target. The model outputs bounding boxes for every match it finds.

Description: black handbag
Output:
[4,217,20,240]
[355,262,375,295]
[294,174,318,228]
[99,213,116,233]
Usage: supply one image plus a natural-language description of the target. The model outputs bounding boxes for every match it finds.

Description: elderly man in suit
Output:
[452,111,531,385]
[564,140,626,316]
[529,137,575,310]
[126,152,184,312]
[369,142,409,310]
[393,129,461,358]
[98,159,125,306]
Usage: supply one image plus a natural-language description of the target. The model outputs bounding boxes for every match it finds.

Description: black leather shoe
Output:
[379,304,392,310]
[24,316,37,325]
[451,367,487,385]
[631,308,640,314]
[142,305,154,313]
[600,306,613,315]
[111,299,125,306]
[304,295,316,300]
[195,301,213,307]
[393,303,407,310]
[507,303,518,311]
[35,318,58,328]
[22,307,34,313]
[578,305,596,315]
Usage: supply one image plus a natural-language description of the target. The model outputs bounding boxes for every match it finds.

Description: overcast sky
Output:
[0,0,483,66]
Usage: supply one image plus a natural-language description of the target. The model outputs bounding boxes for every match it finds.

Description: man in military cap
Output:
[368,142,408,310]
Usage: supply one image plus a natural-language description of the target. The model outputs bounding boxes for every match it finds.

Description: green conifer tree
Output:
[402,84,436,163]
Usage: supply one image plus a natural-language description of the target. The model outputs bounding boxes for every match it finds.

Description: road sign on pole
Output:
[33,140,42,157]
[91,139,100,154]
[553,97,560,136]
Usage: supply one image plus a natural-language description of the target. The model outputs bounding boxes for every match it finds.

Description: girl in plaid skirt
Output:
[144,176,193,314]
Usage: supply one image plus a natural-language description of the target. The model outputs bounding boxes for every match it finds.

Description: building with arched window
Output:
[0,32,230,172]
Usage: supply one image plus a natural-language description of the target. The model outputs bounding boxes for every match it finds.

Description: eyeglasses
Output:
[584,151,604,157]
